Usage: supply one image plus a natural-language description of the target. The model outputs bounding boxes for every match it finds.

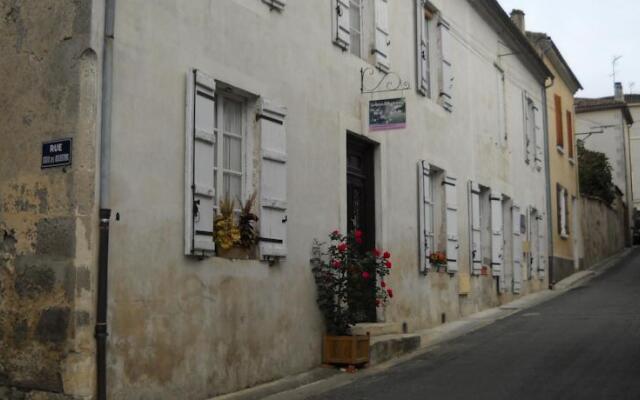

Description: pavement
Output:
[212,248,635,400]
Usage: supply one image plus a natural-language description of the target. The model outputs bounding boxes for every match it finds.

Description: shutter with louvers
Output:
[258,100,288,259]
[418,161,434,274]
[537,215,546,279]
[469,181,482,275]
[374,0,391,72]
[416,0,429,96]
[490,193,503,276]
[333,0,350,50]
[185,70,216,256]
[439,20,453,111]
[523,93,532,164]
[534,101,544,170]
[528,206,538,279]
[262,0,286,11]
[445,176,459,273]
[512,204,522,294]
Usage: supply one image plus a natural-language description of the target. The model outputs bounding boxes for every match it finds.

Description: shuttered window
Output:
[349,0,363,57]
[567,110,574,159]
[557,185,569,237]
[490,192,503,276]
[523,94,535,164]
[333,0,351,50]
[512,204,522,294]
[445,176,459,273]
[373,0,391,71]
[439,19,453,111]
[555,94,564,149]
[468,181,482,275]
[418,161,434,274]
[416,0,433,97]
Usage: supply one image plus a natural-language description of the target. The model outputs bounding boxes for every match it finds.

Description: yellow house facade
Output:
[527,30,583,283]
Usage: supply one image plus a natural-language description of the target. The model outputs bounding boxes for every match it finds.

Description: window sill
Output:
[556,146,565,155]
[216,246,257,260]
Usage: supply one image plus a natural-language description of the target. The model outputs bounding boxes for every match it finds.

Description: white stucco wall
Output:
[105,1,549,398]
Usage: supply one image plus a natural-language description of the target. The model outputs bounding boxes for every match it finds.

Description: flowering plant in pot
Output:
[311,229,393,365]
[429,251,447,272]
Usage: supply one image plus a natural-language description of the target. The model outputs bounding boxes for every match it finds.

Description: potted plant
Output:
[214,196,242,258]
[311,229,394,366]
[429,251,447,272]
[237,192,259,257]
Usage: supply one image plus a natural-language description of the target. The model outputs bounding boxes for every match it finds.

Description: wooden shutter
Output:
[333,0,350,50]
[374,0,391,72]
[490,193,503,276]
[528,206,538,279]
[523,93,532,164]
[185,70,216,256]
[439,19,453,111]
[445,176,459,273]
[416,0,429,96]
[469,181,482,275]
[258,100,288,259]
[262,0,285,11]
[512,204,522,294]
[567,111,574,158]
[418,161,434,274]
[554,94,563,148]
[534,101,544,169]
[537,216,546,279]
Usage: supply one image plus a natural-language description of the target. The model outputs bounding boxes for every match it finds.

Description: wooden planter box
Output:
[323,335,370,366]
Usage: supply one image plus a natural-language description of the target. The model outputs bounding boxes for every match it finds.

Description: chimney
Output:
[510,9,525,33]
[614,82,624,102]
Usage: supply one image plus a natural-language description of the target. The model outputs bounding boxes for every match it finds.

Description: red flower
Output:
[337,243,347,252]
[331,260,342,269]
[380,280,386,288]
[372,248,381,257]
[387,288,394,298]
[376,299,381,307]
[385,260,392,269]
[362,271,370,280]
[383,251,391,259]
[332,230,340,236]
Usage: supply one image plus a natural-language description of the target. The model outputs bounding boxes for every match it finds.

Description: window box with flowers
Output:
[429,251,447,272]
[214,193,259,259]
[311,229,394,367]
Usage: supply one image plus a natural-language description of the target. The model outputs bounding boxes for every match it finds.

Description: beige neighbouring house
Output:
[1,1,555,399]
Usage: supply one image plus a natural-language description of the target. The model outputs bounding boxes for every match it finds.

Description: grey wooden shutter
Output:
[528,206,537,279]
[416,0,429,96]
[258,100,288,259]
[534,101,544,170]
[537,215,546,279]
[490,193,503,276]
[333,0,351,50]
[445,176,459,273]
[469,181,482,275]
[523,93,532,164]
[262,0,286,11]
[439,19,453,111]
[185,70,216,256]
[418,161,433,274]
[512,204,522,294]
[373,0,391,72]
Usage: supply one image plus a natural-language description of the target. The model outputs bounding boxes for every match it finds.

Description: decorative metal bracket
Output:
[360,67,410,94]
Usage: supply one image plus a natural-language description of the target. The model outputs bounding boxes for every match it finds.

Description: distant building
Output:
[575,83,635,245]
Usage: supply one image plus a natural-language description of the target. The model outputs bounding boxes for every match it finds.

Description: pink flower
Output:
[387,288,394,298]
[332,230,340,236]
[337,243,347,252]
[383,251,391,259]
[372,248,381,257]
[362,271,370,280]
[331,260,342,269]
[385,260,392,269]
[380,280,386,288]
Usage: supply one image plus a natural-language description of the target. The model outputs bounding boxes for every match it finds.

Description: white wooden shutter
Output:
[512,204,522,294]
[185,70,216,256]
[560,188,567,236]
[416,0,429,96]
[537,215,546,279]
[439,20,453,111]
[445,176,459,273]
[468,181,482,275]
[258,100,288,259]
[523,93,532,164]
[333,0,350,50]
[534,101,544,169]
[373,0,391,72]
[262,0,286,11]
[418,161,434,274]
[528,206,537,279]
[490,193,503,276]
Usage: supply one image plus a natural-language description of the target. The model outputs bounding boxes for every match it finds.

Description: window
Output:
[349,0,363,57]
[557,185,569,238]
[439,19,454,111]
[555,94,564,150]
[566,111,574,159]
[185,70,288,259]
[469,182,491,275]
[416,1,436,97]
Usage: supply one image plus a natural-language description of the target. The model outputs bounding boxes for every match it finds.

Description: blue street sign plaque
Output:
[41,138,72,169]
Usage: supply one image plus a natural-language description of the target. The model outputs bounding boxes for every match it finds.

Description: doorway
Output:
[346,134,376,322]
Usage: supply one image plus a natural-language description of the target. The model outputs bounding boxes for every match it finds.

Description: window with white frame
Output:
[416,1,437,97]
[185,70,289,260]
[349,0,363,57]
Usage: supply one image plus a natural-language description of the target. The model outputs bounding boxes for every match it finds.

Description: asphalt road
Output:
[308,249,640,400]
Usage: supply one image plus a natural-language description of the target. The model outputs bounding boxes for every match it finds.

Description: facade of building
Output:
[523,21,584,283]
[575,84,634,245]
[1,1,553,399]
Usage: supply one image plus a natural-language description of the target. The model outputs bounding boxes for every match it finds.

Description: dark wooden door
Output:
[346,135,376,322]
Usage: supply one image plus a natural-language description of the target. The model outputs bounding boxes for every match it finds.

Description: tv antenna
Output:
[611,55,623,85]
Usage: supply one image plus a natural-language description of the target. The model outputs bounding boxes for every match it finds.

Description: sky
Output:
[496,0,640,98]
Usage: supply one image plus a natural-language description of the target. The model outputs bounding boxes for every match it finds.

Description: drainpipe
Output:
[96,0,115,399]
[542,85,555,288]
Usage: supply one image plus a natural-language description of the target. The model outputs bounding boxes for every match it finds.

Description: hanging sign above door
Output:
[369,98,406,131]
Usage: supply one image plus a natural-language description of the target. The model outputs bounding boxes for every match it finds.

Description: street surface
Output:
[309,249,640,400]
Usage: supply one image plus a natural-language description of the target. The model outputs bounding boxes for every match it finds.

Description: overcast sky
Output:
[497,0,639,98]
